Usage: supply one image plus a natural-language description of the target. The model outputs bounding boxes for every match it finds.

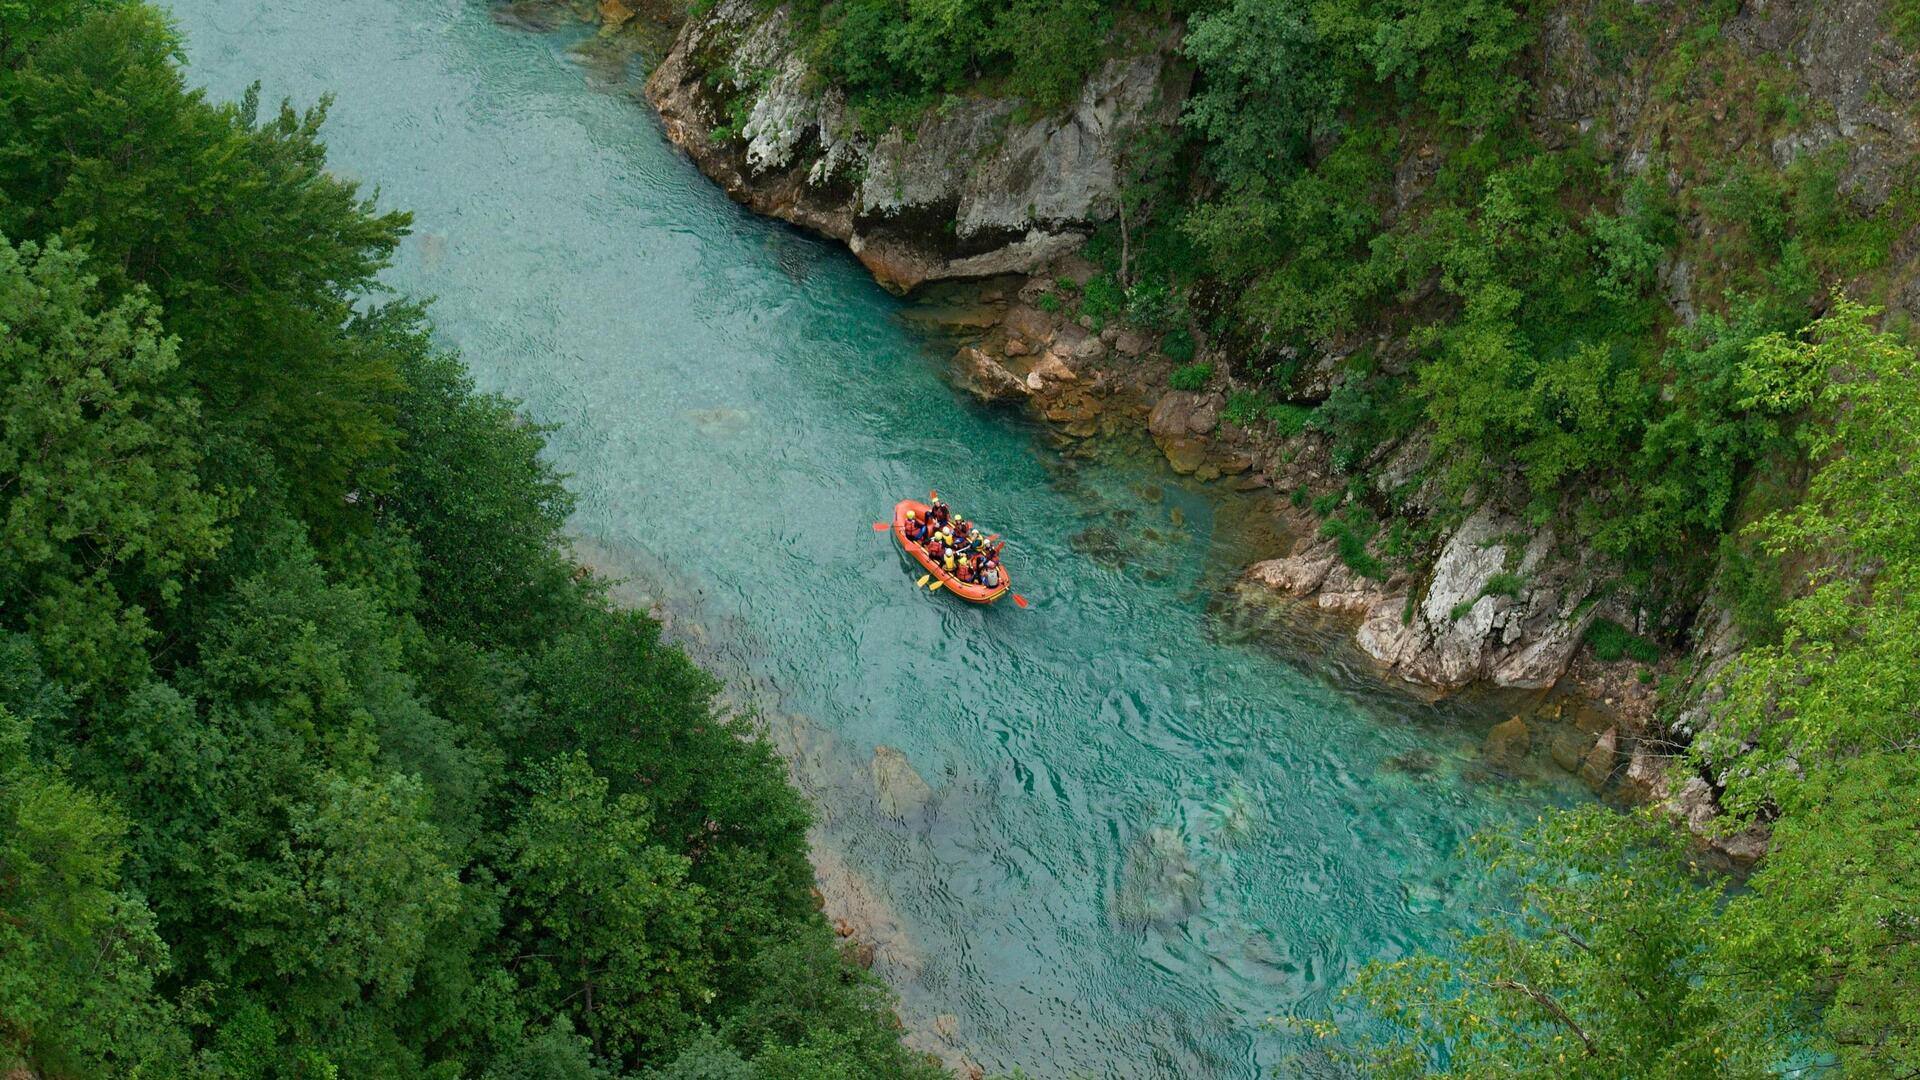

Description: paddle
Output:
[915,574,931,588]
[928,580,945,593]
[872,521,889,531]
[1012,593,1028,608]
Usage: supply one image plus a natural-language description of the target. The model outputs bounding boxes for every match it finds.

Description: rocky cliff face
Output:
[644,0,1188,290]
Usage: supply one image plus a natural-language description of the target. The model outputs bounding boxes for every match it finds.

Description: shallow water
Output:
[172,4,1584,1075]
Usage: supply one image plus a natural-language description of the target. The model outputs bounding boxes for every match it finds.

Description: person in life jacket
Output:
[942,547,957,573]
[904,510,927,544]
[955,555,975,583]
[924,530,944,560]
[981,562,1000,589]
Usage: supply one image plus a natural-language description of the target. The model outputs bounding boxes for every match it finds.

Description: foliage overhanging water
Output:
[172,3,1585,1074]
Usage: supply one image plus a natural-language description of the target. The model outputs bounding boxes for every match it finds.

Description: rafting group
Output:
[892,494,1015,603]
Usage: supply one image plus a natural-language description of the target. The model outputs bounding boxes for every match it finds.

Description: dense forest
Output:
[0,3,946,1076]
[769,0,1920,1074]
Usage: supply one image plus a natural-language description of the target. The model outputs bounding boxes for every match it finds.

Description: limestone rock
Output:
[1112,326,1153,357]
[1349,505,1595,691]
[950,345,1028,403]
[1031,353,1077,383]
[1147,390,1198,438]
[1186,394,1221,435]
[1664,774,1770,867]
[1002,303,1055,344]
[1067,331,1108,365]
[1245,553,1336,596]
[645,0,1191,290]
[1623,742,1669,799]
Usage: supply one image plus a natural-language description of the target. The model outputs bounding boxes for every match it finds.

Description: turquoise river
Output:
[174,3,1585,1075]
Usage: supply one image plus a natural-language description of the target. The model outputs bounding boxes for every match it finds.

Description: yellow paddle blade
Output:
[915,574,931,588]
[928,580,945,592]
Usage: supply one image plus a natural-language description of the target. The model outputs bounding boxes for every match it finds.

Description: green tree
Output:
[375,311,578,651]
[0,5,412,533]
[499,753,714,1067]
[1705,297,1920,813]
[0,708,190,1077]
[1343,807,1787,1077]
[0,0,106,65]
[0,236,222,688]
[1699,298,1920,1074]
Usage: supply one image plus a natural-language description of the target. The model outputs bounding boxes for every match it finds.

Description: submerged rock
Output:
[1160,436,1208,475]
[1209,784,1263,847]
[1385,749,1439,776]
[1483,717,1531,769]
[1549,729,1593,773]
[1115,826,1204,925]
[871,745,934,820]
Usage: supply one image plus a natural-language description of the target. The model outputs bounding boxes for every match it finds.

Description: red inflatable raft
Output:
[893,499,1010,604]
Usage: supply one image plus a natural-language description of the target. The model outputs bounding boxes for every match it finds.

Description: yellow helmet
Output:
[906,510,917,520]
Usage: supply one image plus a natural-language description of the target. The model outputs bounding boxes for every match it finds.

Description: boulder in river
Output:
[950,345,1028,403]
[871,745,934,820]
[1578,727,1619,792]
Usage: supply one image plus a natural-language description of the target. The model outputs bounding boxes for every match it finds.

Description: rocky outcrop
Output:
[1244,504,1600,692]
[645,0,1188,291]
